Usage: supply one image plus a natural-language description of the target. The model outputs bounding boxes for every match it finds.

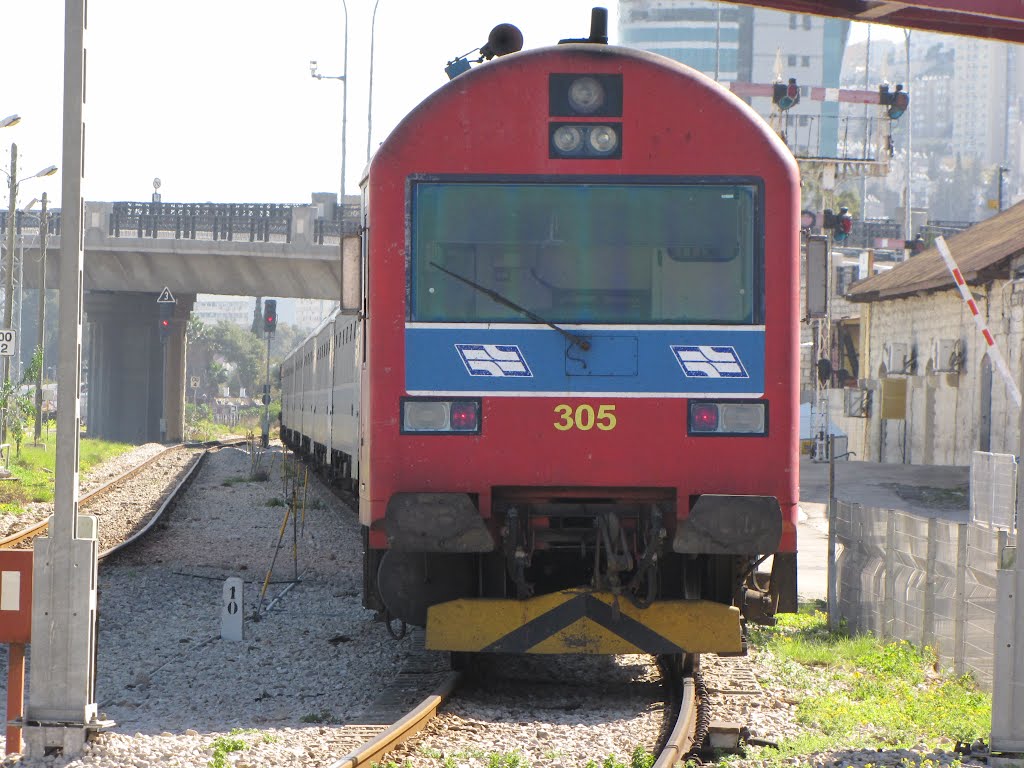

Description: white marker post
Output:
[935,236,1022,408]
[221,578,244,641]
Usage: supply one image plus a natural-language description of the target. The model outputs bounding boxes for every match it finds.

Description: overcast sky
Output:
[1,2,900,208]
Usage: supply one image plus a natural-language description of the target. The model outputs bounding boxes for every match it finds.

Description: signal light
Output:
[264,299,278,334]
[833,206,853,243]
[159,303,173,341]
[879,83,909,119]
[772,77,800,111]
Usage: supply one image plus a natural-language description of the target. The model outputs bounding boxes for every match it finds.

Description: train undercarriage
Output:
[366,489,797,655]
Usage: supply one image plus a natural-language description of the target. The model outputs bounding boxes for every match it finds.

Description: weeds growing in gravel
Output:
[300,709,336,723]
[208,730,250,768]
[585,746,657,768]
[735,606,991,766]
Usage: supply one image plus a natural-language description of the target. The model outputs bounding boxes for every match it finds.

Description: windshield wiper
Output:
[430,262,591,351]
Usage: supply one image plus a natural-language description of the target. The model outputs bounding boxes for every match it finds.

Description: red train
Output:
[281,9,800,655]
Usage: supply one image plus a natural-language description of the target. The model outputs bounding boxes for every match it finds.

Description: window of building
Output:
[788,54,797,66]
[803,15,812,30]
[801,55,811,67]
[789,14,798,29]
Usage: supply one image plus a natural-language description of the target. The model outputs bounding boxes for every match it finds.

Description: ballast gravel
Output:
[0,442,991,768]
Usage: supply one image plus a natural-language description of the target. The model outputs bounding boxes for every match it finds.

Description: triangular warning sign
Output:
[157,287,176,303]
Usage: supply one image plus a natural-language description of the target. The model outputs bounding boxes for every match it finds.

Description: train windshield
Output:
[410,181,762,325]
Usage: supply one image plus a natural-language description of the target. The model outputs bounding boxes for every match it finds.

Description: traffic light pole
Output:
[262,331,271,448]
[160,339,167,443]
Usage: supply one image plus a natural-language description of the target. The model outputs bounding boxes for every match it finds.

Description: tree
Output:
[251,297,264,335]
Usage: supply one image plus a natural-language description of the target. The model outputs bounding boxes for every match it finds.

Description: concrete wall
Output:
[856,280,1024,465]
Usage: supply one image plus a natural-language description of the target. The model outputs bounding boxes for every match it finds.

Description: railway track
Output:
[368,652,705,768]
[0,440,242,555]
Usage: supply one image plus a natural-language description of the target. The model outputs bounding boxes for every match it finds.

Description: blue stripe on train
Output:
[405,326,765,397]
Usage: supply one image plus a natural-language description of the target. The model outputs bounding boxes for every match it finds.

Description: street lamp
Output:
[3,143,58,393]
[0,115,21,129]
[309,0,349,198]
[367,0,382,162]
[23,193,49,445]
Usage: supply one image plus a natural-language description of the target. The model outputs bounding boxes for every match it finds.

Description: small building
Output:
[844,201,1024,465]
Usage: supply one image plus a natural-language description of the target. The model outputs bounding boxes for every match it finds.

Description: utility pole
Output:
[4,143,18,392]
[24,0,102,755]
[33,192,47,445]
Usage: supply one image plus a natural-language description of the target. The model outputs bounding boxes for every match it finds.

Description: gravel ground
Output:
[2,443,417,767]
[0,443,994,768]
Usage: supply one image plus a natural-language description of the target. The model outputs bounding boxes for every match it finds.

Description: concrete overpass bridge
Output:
[1,195,359,444]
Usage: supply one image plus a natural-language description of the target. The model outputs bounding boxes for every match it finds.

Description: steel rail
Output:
[0,440,237,552]
[98,448,206,559]
[654,676,698,768]
[324,671,462,768]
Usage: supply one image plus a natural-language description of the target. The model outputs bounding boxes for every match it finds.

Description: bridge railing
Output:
[109,202,297,243]
[313,202,361,244]
[0,210,63,236]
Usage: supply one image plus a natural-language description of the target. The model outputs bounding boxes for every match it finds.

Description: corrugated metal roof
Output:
[846,201,1024,302]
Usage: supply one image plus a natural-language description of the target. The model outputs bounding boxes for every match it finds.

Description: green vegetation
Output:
[584,748,656,768]
[734,607,991,767]
[0,437,135,515]
[386,609,988,768]
[208,730,250,768]
[299,709,336,724]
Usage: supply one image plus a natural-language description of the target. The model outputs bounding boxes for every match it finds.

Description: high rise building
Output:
[618,1,850,156]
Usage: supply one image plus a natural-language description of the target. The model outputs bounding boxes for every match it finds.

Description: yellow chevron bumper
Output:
[426,589,743,655]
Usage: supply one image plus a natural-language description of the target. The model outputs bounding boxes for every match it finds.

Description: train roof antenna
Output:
[559,7,608,45]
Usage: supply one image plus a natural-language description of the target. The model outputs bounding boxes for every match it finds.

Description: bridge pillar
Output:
[83,292,195,444]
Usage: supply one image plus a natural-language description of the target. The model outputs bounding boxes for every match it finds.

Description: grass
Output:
[0,437,135,515]
[384,609,989,768]
[733,607,992,766]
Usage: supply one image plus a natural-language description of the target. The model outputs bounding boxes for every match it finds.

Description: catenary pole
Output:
[33,193,47,444]
[23,0,100,755]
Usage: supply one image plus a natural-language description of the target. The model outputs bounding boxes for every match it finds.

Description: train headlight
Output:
[588,125,618,153]
[552,125,584,153]
[568,76,605,114]
[549,123,622,159]
[720,403,766,433]
[688,401,767,436]
[401,398,482,434]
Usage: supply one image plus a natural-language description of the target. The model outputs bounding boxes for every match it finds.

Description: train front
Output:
[360,42,801,655]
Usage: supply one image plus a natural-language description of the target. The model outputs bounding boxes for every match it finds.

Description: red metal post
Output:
[6,642,25,754]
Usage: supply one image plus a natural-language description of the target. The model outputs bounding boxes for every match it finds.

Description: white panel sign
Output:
[221,577,244,641]
[805,236,829,319]
[1,570,21,611]
[0,330,15,357]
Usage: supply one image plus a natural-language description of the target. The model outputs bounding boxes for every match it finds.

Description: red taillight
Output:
[690,402,719,432]
[450,401,479,431]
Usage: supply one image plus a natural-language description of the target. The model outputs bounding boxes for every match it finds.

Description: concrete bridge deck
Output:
[1,196,359,443]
